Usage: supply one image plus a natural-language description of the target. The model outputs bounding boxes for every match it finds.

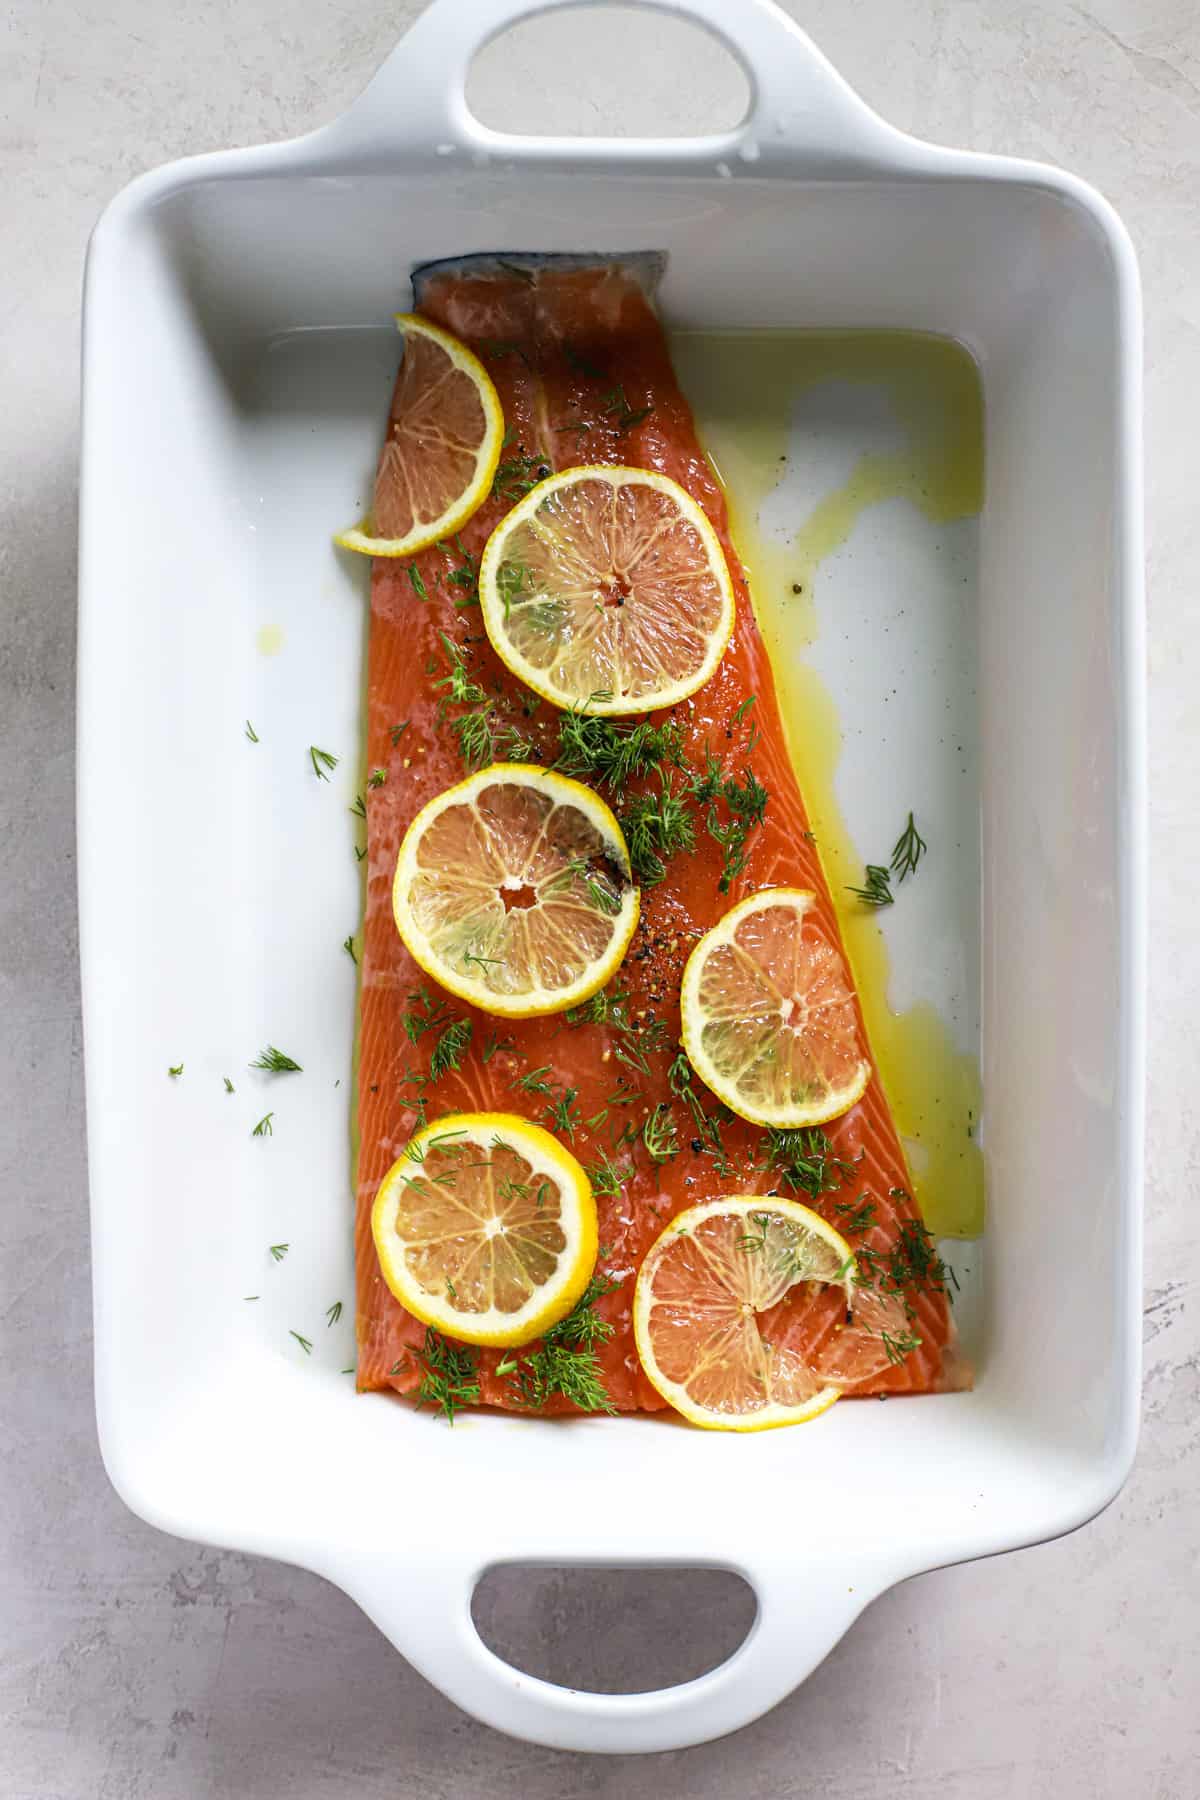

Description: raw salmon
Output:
[354,254,965,1412]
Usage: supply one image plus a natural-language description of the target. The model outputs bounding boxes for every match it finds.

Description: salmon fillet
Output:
[355,255,964,1412]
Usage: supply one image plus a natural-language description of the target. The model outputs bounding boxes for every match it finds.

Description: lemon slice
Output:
[336,315,503,557]
[633,1197,861,1430]
[372,1113,598,1347]
[478,465,736,715]
[680,887,871,1128]
[393,763,639,1017]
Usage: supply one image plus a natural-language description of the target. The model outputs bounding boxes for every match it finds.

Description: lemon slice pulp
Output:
[478,465,736,715]
[393,763,639,1017]
[680,887,871,1128]
[336,314,503,557]
[372,1113,598,1347]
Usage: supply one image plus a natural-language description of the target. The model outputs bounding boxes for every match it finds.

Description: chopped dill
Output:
[407,563,428,602]
[343,934,357,962]
[401,988,450,1045]
[223,1077,234,1093]
[349,794,367,819]
[764,1126,857,1198]
[514,1064,557,1098]
[289,1331,313,1355]
[251,1046,303,1073]
[620,776,696,885]
[834,1195,878,1234]
[690,754,769,892]
[309,745,338,781]
[481,1032,514,1065]
[492,438,550,503]
[269,1243,288,1261]
[641,1102,679,1164]
[167,1063,183,1078]
[555,702,685,795]
[367,767,387,788]
[881,1327,923,1365]
[545,1087,581,1141]
[244,720,259,743]
[390,720,410,747]
[429,1018,473,1081]
[505,1272,621,1413]
[890,812,928,882]
[252,1113,275,1137]
[585,1149,629,1197]
[848,864,894,907]
[416,1327,479,1423]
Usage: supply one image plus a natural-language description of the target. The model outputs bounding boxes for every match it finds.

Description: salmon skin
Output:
[355,253,966,1412]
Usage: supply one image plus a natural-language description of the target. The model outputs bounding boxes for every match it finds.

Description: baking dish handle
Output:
[333,1546,885,1754]
[318,0,903,173]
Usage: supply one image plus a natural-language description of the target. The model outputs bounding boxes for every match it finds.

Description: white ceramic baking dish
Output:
[78,0,1144,1754]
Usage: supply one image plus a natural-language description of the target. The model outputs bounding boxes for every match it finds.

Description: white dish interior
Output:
[79,0,1142,1756]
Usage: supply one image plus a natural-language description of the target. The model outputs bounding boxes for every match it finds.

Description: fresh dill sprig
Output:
[620,776,696,885]
[855,1214,958,1316]
[367,767,387,788]
[641,1102,679,1164]
[223,1077,234,1093]
[325,1301,342,1327]
[514,1064,557,1098]
[244,720,259,743]
[269,1243,288,1261]
[433,630,537,770]
[544,855,625,917]
[764,1126,857,1198]
[406,563,428,602]
[442,535,481,608]
[881,1327,923,1365]
[554,702,685,795]
[545,1087,581,1141]
[890,812,928,882]
[252,1113,275,1137]
[349,794,367,819]
[481,1032,514,1064]
[429,1018,473,1081]
[850,812,927,907]
[461,948,502,976]
[690,753,769,892]
[848,864,894,907]
[416,1327,479,1424]
[505,1272,621,1414]
[612,1015,670,1079]
[390,720,410,747]
[585,1150,629,1197]
[309,746,338,781]
[251,1045,303,1073]
[167,1063,183,1078]
[492,437,550,503]
[401,988,450,1045]
[343,935,357,962]
[834,1195,878,1234]
[289,1331,313,1355]
[565,982,625,1027]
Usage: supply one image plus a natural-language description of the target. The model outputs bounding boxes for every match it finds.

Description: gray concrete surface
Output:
[2,1,1197,1793]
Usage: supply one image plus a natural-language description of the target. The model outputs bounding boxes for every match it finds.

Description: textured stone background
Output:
[2,1,1197,1793]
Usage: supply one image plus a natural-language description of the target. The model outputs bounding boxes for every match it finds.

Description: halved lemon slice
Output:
[680,887,871,1127]
[372,1113,598,1347]
[393,764,639,1017]
[634,1197,904,1430]
[478,465,736,715]
[336,315,503,557]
